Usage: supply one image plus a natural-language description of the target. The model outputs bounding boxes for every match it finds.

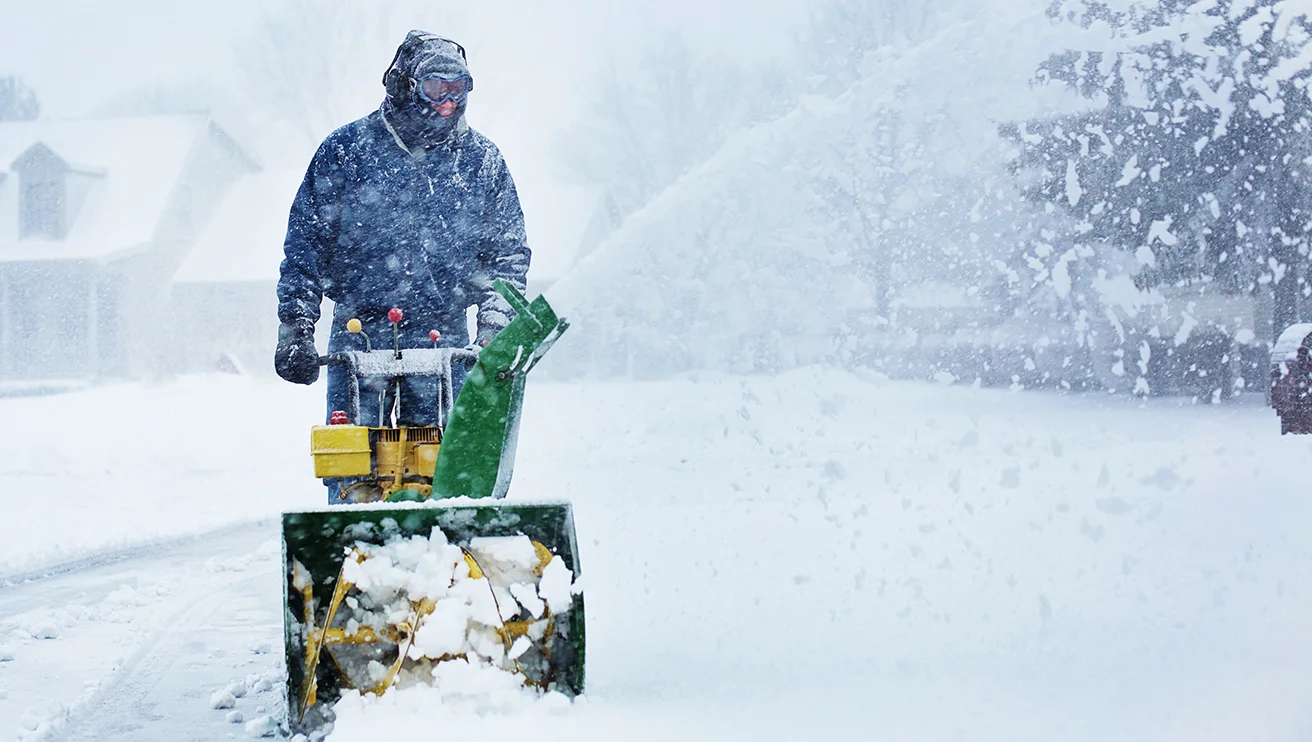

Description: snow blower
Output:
[281,280,582,735]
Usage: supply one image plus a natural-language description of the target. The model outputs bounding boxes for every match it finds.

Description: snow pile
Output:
[244,713,279,738]
[337,529,572,675]
[207,666,286,737]
[314,529,577,739]
[328,676,572,741]
[209,689,236,709]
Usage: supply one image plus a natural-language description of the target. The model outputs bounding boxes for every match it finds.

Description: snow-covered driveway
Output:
[0,523,283,740]
[2,370,1310,740]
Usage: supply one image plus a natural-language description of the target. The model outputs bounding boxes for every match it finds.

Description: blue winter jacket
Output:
[276,109,530,352]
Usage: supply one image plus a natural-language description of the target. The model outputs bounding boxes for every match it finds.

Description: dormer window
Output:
[20,176,65,239]
[11,142,72,241]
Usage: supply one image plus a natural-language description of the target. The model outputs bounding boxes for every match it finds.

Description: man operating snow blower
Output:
[269,33,583,735]
[274,30,531,462]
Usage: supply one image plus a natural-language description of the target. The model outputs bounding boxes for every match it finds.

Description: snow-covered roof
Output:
[0,114,213,263]
[174,169,303,284]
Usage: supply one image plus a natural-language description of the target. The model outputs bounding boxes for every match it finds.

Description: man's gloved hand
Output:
[461,336,490,362]
[475,301,510,349]
[460,332,497,368]
[274,321,320,385]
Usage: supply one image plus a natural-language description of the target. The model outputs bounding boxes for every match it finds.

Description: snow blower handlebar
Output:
[318,347,479,428]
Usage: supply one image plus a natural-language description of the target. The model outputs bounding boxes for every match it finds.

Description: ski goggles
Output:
[415,74,471,104]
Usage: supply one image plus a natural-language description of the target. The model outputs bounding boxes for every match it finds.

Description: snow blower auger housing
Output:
[281,280,581,734]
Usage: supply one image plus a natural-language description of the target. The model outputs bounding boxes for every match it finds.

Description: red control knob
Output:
[388,308,403,323]
[329,410,350,425]
[429,330,441,342]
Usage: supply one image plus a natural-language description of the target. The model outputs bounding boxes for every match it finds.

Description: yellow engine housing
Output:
[372,427,441,481]
[310,425,443,499]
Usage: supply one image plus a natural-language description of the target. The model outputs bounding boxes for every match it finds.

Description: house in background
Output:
[0,114,257,382]
[171,169,304,375]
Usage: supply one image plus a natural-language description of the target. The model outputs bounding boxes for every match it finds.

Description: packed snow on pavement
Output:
[1,370,1311,740]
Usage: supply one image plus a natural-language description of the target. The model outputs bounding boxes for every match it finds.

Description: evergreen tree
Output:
[1007,0,1312,334]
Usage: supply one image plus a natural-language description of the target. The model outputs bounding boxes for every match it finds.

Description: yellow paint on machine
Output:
[310,425,371,478]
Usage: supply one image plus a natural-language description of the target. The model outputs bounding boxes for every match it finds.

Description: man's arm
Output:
[274,141,342,384]
[472,152,531,344]
[278,141,342,329]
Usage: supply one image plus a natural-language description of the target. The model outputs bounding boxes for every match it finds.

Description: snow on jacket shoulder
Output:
[276,109,530,333]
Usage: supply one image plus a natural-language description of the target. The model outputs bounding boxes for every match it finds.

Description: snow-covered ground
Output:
[0,375,324,577]
[2,370,1311,740]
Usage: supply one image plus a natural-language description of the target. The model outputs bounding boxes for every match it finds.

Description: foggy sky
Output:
[0,0,808,278]
[0,0,807,118]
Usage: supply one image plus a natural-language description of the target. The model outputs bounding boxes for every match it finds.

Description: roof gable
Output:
[11,142,67,174]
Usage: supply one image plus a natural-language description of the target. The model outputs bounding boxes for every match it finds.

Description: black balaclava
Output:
[381,30,473,152]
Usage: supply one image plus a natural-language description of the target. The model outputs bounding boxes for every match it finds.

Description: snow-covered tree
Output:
[794,0,1020,320]
[1014,0,1312,334]
[0,76,39,121]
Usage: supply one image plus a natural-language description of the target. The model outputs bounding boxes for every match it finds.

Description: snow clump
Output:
[209,689,236,709]
[339,528,573,673]
[244,713,277,737]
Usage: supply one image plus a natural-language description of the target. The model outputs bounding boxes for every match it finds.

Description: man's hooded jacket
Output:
[276,31,530,362]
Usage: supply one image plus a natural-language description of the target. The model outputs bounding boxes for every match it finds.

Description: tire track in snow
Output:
[46,566,281,742]
[0,520,270,591]
[2,523,283,741]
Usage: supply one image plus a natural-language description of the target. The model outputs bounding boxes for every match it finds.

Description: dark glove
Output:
[274,321,320,385]
[460,338,489,369]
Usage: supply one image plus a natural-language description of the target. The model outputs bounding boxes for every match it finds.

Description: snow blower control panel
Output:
[306,280,571,503]
[309,303,474,503]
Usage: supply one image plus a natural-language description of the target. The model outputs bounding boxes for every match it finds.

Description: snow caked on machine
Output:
[280,281,582,734]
